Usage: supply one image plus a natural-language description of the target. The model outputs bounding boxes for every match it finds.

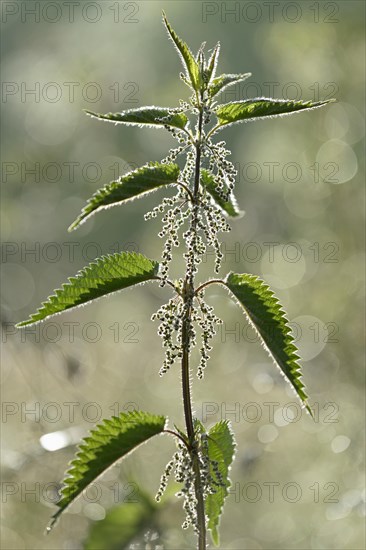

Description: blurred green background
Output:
[1,1,365,548]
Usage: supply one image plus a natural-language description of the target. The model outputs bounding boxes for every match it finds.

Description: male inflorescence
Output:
[145,98,236,380]
[155,432,225,532]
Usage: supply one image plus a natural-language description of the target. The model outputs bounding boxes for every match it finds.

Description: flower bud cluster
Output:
[159,204,191,285]
[198,433,225,497]
[199,194,231,274]
[180,149,196,185]
[155,441,198,532]
[156,434,226,532]
[206,139,237,201]
[144,195,179,221]
[203,105,213,125]
[194,291,223,379]
[183,203,206,284]
[152,291,221,380]
[155,458,175,502]
[157,106,189,145]
[151,296,184,376]
[161,144,187,164]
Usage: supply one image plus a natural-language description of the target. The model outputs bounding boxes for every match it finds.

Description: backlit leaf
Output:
[224,272,311,414]
[204,42,221,85]
[162,11,200,91]
[208,73,251,98]
[215,98,335,128]
[204,421,236,546]
[85,106,188,131]
[16,252,159,327]
[68,162,180,231]
[49,411,167,529]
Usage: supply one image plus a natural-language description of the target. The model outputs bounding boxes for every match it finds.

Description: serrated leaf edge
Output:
[208,72,252,98]
[162,11,200,91]
[16,252,159,328]
[48,411,168,530]
[84,106,188,131]
[221,274,313,417]
[214,98,336,131]
[68,162,180,231]
[207,420,236,546]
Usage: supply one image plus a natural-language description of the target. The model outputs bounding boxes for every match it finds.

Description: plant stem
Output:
[181,303,194,439]
[180,103,207,549]
[163,429,190,449]
[195,279,225,295]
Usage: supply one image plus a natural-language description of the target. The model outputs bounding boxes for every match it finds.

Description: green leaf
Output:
[69,162,180,231]
[85,106,188,131]
[204,42,220,85]
[224,272,311,414]
[208,73,251,98]
[49,411,167,529]
[16,252,159,327]
[205,421,236,546]
[84,494,158,550]
[201,169,243,218]
[162,11,200,91]
[215,98,336,128]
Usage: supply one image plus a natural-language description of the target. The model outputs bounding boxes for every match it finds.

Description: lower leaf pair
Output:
[48,409,235,547]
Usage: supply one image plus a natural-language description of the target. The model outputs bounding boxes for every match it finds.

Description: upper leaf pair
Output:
[50,408,235,546]
[85,96,335,140]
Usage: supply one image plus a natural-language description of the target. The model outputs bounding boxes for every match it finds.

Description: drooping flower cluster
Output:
[151,287,222,379]
[205,138,237,201]
[194,291,223,379]
[155,435,226,532]
[151,295,184,376]
[156,440,197,531]
[197,194,231,274]
[183,202,206,284]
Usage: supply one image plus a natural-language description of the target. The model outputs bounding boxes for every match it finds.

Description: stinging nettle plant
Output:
[17,12,335,549]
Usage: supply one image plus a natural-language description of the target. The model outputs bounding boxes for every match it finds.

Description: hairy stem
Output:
[181,302,194,439]
[163,429,190,449]
[195,279,225,295]
[181,103,206,549]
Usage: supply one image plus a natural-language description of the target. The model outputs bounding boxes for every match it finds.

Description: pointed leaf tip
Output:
[204,420,236,546]
[204,42,221,87]
[215,98,335,130]
[208,72,252,98]
[16,252,159,327]
[83,107,188,131]
[162,12,200,91]
[68,162,180,231]
[49,411,167,529]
